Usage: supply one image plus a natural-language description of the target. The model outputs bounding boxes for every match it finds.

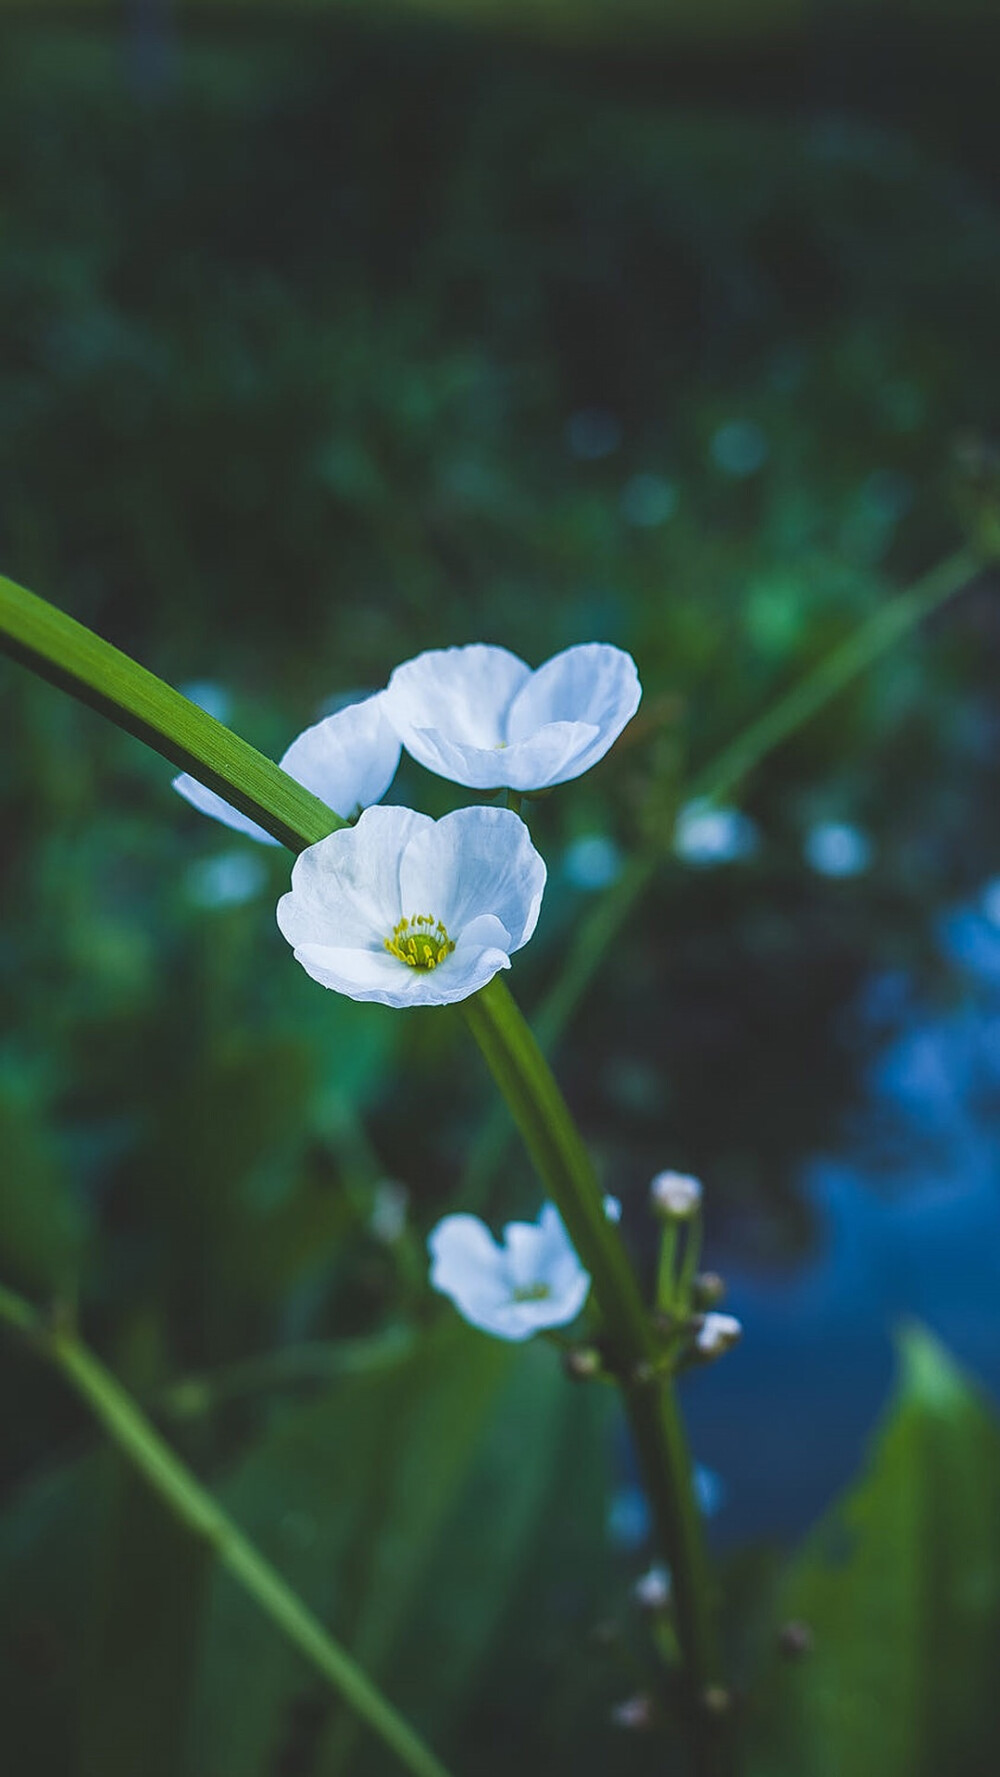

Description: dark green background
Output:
[3,6,1000,1773]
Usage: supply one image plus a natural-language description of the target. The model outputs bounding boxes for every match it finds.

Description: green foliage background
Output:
[2,7,1000,1774]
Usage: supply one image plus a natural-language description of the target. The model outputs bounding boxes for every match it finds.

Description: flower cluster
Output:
[175,641,640,1011]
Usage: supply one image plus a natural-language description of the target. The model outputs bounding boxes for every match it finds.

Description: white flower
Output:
[382,642,641,793]
[173,692,401,845]
[276,803,545,1008]
[428,1203,590,1341]
[650,1171,702,1220]
[695,1312,743,1357]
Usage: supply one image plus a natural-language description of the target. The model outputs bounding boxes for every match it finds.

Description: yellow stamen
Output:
[384,914,456,972]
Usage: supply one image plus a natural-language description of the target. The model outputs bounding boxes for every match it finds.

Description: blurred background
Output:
[3,2,1000,1773]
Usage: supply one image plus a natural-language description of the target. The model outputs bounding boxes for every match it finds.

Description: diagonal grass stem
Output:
[0,1285,455,1777]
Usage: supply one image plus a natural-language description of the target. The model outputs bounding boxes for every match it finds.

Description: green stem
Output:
[461,980,722,1713]
[656,1223,680,1316]
[677,1219,702,1318]
[0,1286,454,1777]
[160,1325,416,1418]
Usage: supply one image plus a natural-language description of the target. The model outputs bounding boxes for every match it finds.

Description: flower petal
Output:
[291,932,511,1007]
[506,643,641,781]
[492,722,601,792]
[389,721,600,792]
[277,806,432,953]
[429,1215,510,1311]
[503,1204,589,1307]
[172,774,280,846]
[398,805,546,950]
[533,1204,593,1303]
[385,644,530,755]
[279,693,401,817]
[290,942,433,1005]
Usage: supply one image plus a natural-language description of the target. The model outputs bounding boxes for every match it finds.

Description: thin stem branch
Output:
[0,1286,455,1777]
[685,545,982,807]
[160,1325,416,1418]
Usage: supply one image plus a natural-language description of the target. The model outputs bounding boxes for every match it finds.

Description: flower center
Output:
[512,1282,551,1303]
[384,914,456,972]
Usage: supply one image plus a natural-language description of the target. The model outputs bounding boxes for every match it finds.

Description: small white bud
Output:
[650,1170,702,1220]
[633,1563,672,1612]
[694,1312,743,1358]
[611,1693,654,1731]
[603,1194,623,1224]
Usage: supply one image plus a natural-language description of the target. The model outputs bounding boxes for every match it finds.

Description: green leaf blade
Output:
[750,1325,1000,1777]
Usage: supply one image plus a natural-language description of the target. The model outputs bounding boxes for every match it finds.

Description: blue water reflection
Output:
[686,884,1000,1545]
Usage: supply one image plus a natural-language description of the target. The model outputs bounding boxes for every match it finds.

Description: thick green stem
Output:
[0,1286,454,1777]
[461,979,722,1711]
[0,573,343,850]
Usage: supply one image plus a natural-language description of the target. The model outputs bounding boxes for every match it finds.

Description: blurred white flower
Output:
[603,1194,623,1224]
[173,692,401,845]
[276,804,545,1008]
[804,820,871,879]
[619,472,678,528]
[382,643,641,793]
[179,679,233,724]
[710,419,768,477]
[674,799,758,866]
[610,1694,654,1731]
[633,1563,672,1611]
[428,1203,590,1342]
[695,1312,743,1357]
[184,849,267,910]
[650,1171,702,1220]
[564,832,624,892]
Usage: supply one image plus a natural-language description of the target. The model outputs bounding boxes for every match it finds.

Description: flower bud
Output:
[562,1346,603,1382]
[611,1693,654,1731]
[778,1620,815,1660]
[700,1684,733,1718]
[650,1170,702,1220]
[633,1563,672,1613]
[694,1312,743,1358]
[692,1270,726,1309]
